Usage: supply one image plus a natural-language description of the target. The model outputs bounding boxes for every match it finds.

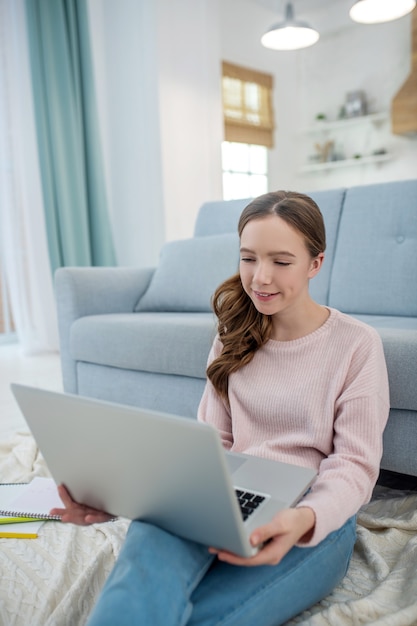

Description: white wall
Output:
[156,0,223,242]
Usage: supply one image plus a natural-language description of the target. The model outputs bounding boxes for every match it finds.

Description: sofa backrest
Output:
[194,198,250,237]
[328,179,417,316]
[194,180,417,315]
[306,188,346,304]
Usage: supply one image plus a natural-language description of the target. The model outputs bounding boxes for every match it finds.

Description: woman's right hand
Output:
[49,484,115,525]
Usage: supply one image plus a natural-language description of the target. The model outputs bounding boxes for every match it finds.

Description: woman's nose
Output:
[253,262,272,284]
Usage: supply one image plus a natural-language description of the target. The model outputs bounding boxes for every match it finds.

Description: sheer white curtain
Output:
[0,0,58,354]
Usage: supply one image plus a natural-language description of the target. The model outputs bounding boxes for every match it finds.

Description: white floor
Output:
[0,341,63,440]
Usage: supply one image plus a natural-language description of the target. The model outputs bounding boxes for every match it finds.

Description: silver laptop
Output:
[11,383,316,557]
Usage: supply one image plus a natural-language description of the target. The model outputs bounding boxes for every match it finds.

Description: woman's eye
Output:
[274,261,291,266]
[240,257,255,263]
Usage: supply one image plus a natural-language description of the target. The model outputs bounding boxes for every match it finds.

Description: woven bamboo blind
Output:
[222,61,275,148]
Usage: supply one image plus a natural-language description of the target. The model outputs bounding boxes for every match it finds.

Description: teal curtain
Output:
[25,0,115,272]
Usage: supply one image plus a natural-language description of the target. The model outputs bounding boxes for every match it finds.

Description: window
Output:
[221,62,273,200]
[222,61,274,148]
[222,142,268,200]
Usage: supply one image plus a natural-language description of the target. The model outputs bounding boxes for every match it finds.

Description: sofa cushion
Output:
[329,179,417,315]
[70,312,216,379]
[135,234,239,312]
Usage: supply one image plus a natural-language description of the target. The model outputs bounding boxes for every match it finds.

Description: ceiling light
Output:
[261,2,320,51]
[349,0,416,24]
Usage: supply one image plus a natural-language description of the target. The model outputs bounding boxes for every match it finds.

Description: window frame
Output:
[221,141,268,201]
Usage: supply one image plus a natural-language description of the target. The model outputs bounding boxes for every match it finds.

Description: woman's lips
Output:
[253,290,279,301]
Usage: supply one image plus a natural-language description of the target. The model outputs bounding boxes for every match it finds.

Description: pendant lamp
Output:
[349,0,416,24]
[261,2,319,51]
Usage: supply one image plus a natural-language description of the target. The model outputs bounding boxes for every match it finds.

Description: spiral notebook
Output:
[0,477,63,532]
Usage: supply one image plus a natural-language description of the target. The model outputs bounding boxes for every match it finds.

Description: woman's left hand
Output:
[209,506,315,567]
[50,484,114,525]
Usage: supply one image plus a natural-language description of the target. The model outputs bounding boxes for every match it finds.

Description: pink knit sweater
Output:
[198,308,390,546]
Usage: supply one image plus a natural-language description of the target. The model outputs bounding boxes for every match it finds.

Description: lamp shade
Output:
[261,2,319,51]
[349,0,416,24]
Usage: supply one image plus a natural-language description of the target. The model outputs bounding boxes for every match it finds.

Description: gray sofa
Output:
[55,179,417,477]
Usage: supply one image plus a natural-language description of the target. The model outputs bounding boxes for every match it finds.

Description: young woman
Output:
[52,191,390,625]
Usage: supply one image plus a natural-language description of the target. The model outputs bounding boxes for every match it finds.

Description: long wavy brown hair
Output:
[207,190,326,401]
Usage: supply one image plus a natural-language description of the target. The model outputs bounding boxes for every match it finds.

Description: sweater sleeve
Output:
[197,337,234,449]
[296,329,390,547]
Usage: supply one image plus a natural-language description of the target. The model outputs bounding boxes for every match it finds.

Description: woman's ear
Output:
[308,253,324,278]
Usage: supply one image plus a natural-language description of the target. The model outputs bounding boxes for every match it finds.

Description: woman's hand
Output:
[209,506,315,566]
[50,484,115,525]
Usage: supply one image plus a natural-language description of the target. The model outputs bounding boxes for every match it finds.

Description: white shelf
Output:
[301,112,389,134]
[301,153,391,173]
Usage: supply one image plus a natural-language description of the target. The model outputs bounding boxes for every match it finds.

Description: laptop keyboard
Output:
[235,489,266,521]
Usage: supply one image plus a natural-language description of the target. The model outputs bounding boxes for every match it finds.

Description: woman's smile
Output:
[252,290,280,302]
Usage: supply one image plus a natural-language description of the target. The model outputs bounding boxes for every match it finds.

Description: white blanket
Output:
[1,432,417,626]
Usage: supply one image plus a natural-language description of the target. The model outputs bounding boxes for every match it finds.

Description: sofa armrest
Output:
[55,267,155,394]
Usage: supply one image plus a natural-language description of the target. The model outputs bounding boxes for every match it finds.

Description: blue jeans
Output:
[87,516,356,626]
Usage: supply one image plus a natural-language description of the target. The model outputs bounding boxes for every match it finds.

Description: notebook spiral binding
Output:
[0,509,62,520]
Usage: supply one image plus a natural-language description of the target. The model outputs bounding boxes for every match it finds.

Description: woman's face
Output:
[239,215,323,319]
